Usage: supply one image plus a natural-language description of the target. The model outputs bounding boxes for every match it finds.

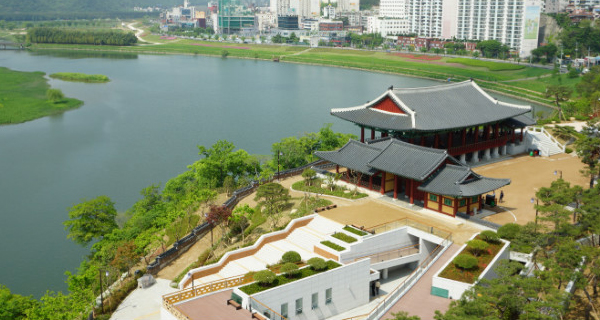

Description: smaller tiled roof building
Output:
[316,138,509,217]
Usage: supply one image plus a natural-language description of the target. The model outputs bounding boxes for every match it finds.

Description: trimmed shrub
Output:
[343,225,368,236]
[480,230,500,244]
[467,239,489,256]
[453,254,478,270]
[307,257,327,271]
[565,147,573,154]
[254,270,276,286]
[282,251,301,264]
[280,262,300,278]
[497,223,521,240]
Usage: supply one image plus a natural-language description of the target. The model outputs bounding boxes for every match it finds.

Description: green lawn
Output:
[0,67,83,125]
[29,33,565,106]
[49,72,110,83]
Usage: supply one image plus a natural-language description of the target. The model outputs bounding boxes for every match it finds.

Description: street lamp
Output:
[98,270,109,313]
[554,170,563,179]
[188,272,195,294]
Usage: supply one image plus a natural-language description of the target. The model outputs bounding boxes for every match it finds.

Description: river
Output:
[0,50,547,297]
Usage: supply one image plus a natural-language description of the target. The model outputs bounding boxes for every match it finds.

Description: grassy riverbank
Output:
[29,35,575,107]
[0,67,83,124]
[49,72,110,83]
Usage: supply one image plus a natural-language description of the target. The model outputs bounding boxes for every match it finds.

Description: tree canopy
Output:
[63,196,118,246]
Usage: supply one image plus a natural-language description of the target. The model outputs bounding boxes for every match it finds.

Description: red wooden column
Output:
[420,136,426,146]
[447,132,453,149]
[461,129,466,146]
[336,165,339,174]
[466,197,471,215]
[453,199,459,217]
[474,127,479,143]
[494,123,499,138]
[381,172,386,194]
[369,175,373,190]
[360,127,365,143]
[382,132,388,138]
[371,129,375,140]
[409,180,414,204]
[484,125,490,140]
[393,175,398,199]
[434,134,439,148]
[438,195,442,212]
[520,128,524,142]
[511,128,516,143]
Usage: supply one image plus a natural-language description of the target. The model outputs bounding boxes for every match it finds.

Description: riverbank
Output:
[0,67,83,124]
[27,37,566,108]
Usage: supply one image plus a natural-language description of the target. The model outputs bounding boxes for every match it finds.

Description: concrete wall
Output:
[236,259,371,320]
[339,227,415,263]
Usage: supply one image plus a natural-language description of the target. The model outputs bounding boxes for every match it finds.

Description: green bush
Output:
[280,262,300,277]
[565,147,573,154]
[480,230,500,244]
[497,223,521,240]
[467,239,489,256]
[254,270,276,286]
[332,232,357,243]
[453,254,479,270]
[321,240,345,251]
[307,257,327,271]
[282,251,301,263]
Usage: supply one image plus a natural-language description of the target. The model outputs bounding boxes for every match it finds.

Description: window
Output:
[429,194,438,201]
[296,298,303,314]
[443,198,453,206]
[312,293,318,309]
[326,288,332,304]
[281,303,288,318]
[472,196,479,203]
[459,199,466,207]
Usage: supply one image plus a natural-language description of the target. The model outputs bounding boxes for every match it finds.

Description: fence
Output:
[367,218,452,240]
[146,159,330,275]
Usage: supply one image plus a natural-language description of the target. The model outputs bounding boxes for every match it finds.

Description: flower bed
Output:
[239,260,340,295]
[332,232,357,243]
[343,225,368,236]
[438,235,503,283]
[321,240,345,251]
[393,53,443,61]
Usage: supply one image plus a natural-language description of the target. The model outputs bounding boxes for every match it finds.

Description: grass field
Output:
[0,67,83,125]
[49,72,110,83]
[29,30,581,106]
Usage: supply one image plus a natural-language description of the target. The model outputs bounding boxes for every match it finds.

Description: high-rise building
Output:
[378,0,410,36]
[408,0,444,38]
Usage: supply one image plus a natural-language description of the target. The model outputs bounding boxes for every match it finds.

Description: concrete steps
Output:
[525,127,564,156]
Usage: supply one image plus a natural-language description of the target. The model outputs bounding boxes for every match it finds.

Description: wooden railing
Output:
[163,273,254,305]
[250,296,288,320]
[353,244,420,263]
[367,218,452,240]
[448,135,509,156]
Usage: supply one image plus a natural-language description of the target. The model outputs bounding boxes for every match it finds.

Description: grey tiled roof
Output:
[314,140,383,175]
[331,80,532,132]
[367,139,449,180]
[506,114,536,127]
[418,164,510,197]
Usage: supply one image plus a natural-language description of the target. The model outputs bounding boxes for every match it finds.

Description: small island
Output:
[49,72,110,83]
[0,67,83,125]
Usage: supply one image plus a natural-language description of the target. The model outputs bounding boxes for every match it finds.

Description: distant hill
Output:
[0,0,209,14]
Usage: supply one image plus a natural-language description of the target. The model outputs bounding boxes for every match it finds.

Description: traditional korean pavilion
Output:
[315,80,534,217]
[331,80,535,164]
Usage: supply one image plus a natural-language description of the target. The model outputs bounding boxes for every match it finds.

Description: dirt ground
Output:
[473,153,588,225]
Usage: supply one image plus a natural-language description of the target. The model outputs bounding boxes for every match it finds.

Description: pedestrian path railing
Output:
[366,218,452,241]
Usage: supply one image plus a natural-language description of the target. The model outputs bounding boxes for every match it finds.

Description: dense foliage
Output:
[0,0,182,16]
[27,28,137,46]
[281,251,301,264]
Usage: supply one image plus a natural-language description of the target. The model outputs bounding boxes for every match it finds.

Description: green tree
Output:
[536,179,577,234]
[254,182,290,229]
[302,168,316,186]
[388,311,420,320]
[575,121,600,188]
[191,140,253,188]
[544,85,573,121]
[46,88,64,102]
[0,285,37,320]
[63,196,118,246]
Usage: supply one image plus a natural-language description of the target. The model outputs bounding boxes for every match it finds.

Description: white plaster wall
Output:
[250,259,371,320]
[340,228,414,262]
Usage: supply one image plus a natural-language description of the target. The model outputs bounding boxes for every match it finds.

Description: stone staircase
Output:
[524,126,565,156]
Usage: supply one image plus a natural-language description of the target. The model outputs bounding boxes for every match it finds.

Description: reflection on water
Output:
[30,49,138,60]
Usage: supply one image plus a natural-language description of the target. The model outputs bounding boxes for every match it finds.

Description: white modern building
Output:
[408,0,444,38]
[378,0,410,36]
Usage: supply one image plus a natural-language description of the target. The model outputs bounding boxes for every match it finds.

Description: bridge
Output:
[0,42,25,50]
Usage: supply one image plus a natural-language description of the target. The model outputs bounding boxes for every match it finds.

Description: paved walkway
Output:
[109,278,178,320]
[382,244,460,320]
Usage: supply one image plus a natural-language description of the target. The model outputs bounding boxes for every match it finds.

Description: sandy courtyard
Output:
[473,153,588,225]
